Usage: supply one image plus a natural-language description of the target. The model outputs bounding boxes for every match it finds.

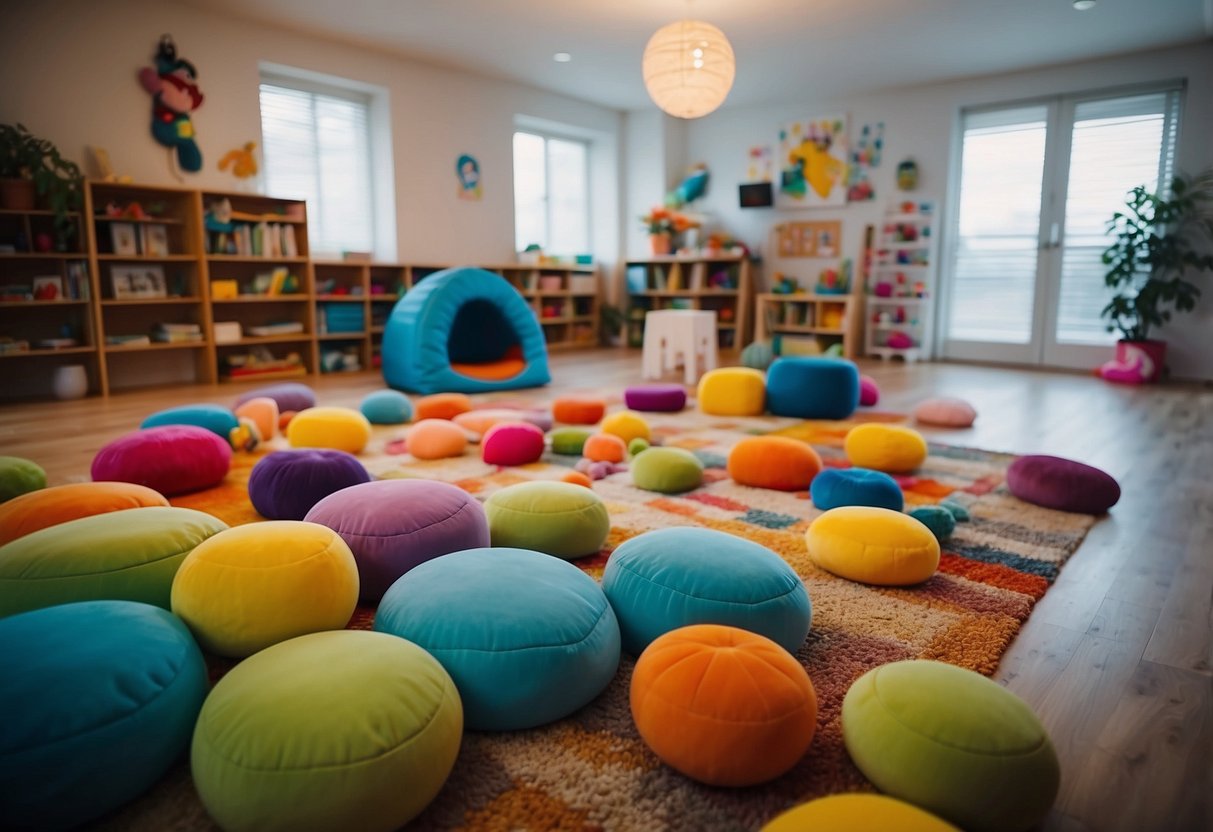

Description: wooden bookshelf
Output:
[621,253,752,351]
[754,292,859,359]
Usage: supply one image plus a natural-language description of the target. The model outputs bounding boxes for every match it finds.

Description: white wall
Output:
[681,42,1213,380]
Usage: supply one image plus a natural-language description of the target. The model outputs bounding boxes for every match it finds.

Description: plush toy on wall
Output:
[138,34,205,176]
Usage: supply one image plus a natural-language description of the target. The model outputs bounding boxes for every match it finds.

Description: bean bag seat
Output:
[727,436,822,491]
[842,660,1060,832]
[631,624,817,787]
[0,601,207,830]
[601,410,651,444]
[485,481,609,559]
[481,422,545,466]
[631,447,704,494]
[247,449,371,521]
[0,482,168,547]
[552,397,606,425]
[810,467,904,511]
[844,423,928,473]
[234,397,279,442]
[172,522,360,658]
[910,505,957,541]
[806,506,939,586]
[860,375,880,406]
[382,266,551,394]
[287,407,373,454]
[766,357,860,419]
[624,384,687,413]
[1006,454,1120,515]
[584,433,626,463]
[406,419,468,460]
[192,631,462,832]
[550,427,592,456]
[602,527,811,656]
[235,382,315,413]
[415,392,473,421]
[697,367,766,416]
[0,506,227,619]
[762,794,960,832]
[914,397,977,427]
[375,547,620,731]
[91,425,231,496]
[305,479,489,603]
[739,340,775,371]
[0,456,46,503]
[359,389,413,424]
[141,403,240,440]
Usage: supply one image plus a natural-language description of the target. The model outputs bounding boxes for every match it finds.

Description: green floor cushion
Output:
[631,446,704,493]
[0,456,46,503]
[485,480,610,559]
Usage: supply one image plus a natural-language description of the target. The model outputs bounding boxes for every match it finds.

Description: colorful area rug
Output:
[132,405,1098,831]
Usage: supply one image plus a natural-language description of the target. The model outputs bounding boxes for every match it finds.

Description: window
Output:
[259,72,376,257]
[513,131,590,255]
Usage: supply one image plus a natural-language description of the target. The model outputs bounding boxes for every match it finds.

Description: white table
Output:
[641,309,718,385]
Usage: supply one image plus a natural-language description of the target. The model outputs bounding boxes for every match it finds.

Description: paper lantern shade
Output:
[643,20,735,119]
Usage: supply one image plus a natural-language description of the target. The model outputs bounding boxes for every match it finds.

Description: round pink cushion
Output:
[1006,455,1120,515]
[481,422,545,466]
[914,397,977,427]
[859,376,880,407]
[91,426,231,496]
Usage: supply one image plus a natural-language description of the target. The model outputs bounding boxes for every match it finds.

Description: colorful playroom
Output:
[0,2,1210,830]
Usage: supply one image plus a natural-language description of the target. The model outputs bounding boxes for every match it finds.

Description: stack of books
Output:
[153,322,204,343]
[246,321,305,337]
[106,334,152,347]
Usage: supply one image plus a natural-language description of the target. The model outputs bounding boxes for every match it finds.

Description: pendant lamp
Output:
[642,19,735,119]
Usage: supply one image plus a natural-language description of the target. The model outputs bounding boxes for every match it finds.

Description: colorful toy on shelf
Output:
[218,142,258,179]
[874,281,893,298]
[138,35,205,175]
[914,281,927,298]
[886,331,914,350]
[771,273,800,295]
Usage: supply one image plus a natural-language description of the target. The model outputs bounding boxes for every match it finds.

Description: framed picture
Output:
[141,224,170,256]
[31,275,64,301]
[110,222,139,255]
[111,264,167,299]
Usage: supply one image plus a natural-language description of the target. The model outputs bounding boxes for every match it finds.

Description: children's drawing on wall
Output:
[897,158,920,191]
[457,154,482,201]
[138,34,205,181]
[847,121,883,202]
[745,145,773,182]
[778,116,848,208]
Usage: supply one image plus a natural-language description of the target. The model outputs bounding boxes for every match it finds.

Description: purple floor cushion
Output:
[304,479,489,603]
[247,450,372,521]
[625,384,688,413]
[1006,455,1120,515]
[91,426,231,496]
[234,382,316,414]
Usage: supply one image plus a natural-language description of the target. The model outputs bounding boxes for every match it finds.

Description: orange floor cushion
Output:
[414,393,474,421]
[0,482,170,546]
[552,397,606,425]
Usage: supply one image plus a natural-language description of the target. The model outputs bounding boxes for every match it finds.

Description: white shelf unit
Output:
[863,201,936,362]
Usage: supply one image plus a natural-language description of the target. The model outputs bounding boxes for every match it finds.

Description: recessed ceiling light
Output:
[1072,0,1096,9]
[553,52,572,63]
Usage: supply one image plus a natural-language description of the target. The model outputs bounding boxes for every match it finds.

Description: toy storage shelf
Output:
[754,293,858,359]
[622,253,752,351]
[862,201,936,362]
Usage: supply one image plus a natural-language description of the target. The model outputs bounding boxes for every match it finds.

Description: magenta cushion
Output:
[481,422,545,466]
[234,383,316,414]
[304,479,489,603]
[624,385,688,413]
[1006,455,1120,515]
[91,426,231,496]
[914,397,977,427]
[247,450,372,521]
[859,376,880,407]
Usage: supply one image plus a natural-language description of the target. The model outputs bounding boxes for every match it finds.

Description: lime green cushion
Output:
[0,506,228,618]
[485,481,610,559]
[191,630,462,832]
[806,506,940,585]
[550,427,592,456]
[631,447,704,494]
[0,456,46,502]
[842,660,1060,832]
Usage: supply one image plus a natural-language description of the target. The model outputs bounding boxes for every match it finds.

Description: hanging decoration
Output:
[642,19,735,119]
[456,154,482,200]
[778,116,849,208]
[138,35,205,176]
[847,121,883,202]
[219,142,259,179]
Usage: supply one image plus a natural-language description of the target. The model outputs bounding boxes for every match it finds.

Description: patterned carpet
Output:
[112,403,1098,832]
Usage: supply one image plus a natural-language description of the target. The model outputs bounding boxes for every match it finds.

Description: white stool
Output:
[642,309,718,385]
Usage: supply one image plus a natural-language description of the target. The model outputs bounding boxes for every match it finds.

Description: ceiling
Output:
[187,0,1211,111]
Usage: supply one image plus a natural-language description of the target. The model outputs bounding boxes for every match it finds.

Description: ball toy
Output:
[0,481,168,546]
[235,382,315,413]
[762,794,960,832]
[0,456,46,503]
[141,403,239,439]
[171,521,360,657]
[624,384,687,412]
[842,660,1060,832]
[247,449,370,521]
[727,436,822,491]
[766,357,860,419]
[485,481,609,559]
[602,527,811,656]
[739,340,775,371]
[91,425,231,495]
[859,375,880,406]
[844,423,928,473]
[0,506,227,618]
[810,467,904,511]
[191,631,462,832]
[406,418,468,459]
[374,547,620,731]
[697,367,766,416]
[360,389,413,424]
[481,421,545,466]
[630,446,704,493]
[627,437,650,456]
[584,432,626,463]
[550,427,592,456]
[1006,454,1120,515]
[914,396,977,427]
[0,601,207,830]
[601,410,651,444]
[630,624,817,787]
[552,396,606,425]
[234,396,279,441]
[910,505,957,541]
[287,407,373,454]
[305,479,489,603]
[806,506,939,585]
[414,392,472,421]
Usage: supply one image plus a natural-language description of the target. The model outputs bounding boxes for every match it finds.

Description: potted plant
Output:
[1099,170,1213,383]
[0,123,84,250]
[640,208,697,256]
[600,303,626,347]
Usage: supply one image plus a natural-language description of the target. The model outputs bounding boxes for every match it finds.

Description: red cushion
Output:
[91,426,231,496]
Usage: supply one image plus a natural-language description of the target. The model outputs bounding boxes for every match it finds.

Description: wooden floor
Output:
[1,350,1210,832]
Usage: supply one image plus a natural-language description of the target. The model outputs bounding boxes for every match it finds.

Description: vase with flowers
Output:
[641,207,698,255]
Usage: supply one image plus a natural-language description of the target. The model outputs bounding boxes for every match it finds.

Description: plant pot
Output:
[1098,339,1166,384]
[649,233,671,256]
[0,178,36,211]
[52,364,89,400]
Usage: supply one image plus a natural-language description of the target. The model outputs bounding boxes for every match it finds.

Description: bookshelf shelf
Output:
[862,201,936,362]
[622,254,751,350]
[754,293,858,358]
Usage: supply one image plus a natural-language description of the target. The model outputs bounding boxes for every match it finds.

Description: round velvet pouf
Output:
[484,481,610,559]
[191,631,462,832]
[359,389,413,425]
[697,367,767,417]
[806,506,940,586]
[0,456,46,503]
[0,601,208,831]
[914,397,977,428]
[765,357,860,420]
[601,410,651,444]
[481,422,545,466]
[141,404,239,440]
[287,407,373,454]
[304,479,489,603]
[91,425,232,496]
[842,660,1060,832]
[624,384,688,413]
[235,382,316,414]
[762,794,960,832]
[631,447,704,494]
[406,419,468,460]
[602,526,811,656]
[0,481,168,546]
[630,624,817,787]
[374,547,621,731]
[844,423,928,473]
[247,449,371,521]
[809,467,904,511]
[552,397,606,425]
[727,436,822,491]
[1006,454,1120,515]
[859,375,881,407]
